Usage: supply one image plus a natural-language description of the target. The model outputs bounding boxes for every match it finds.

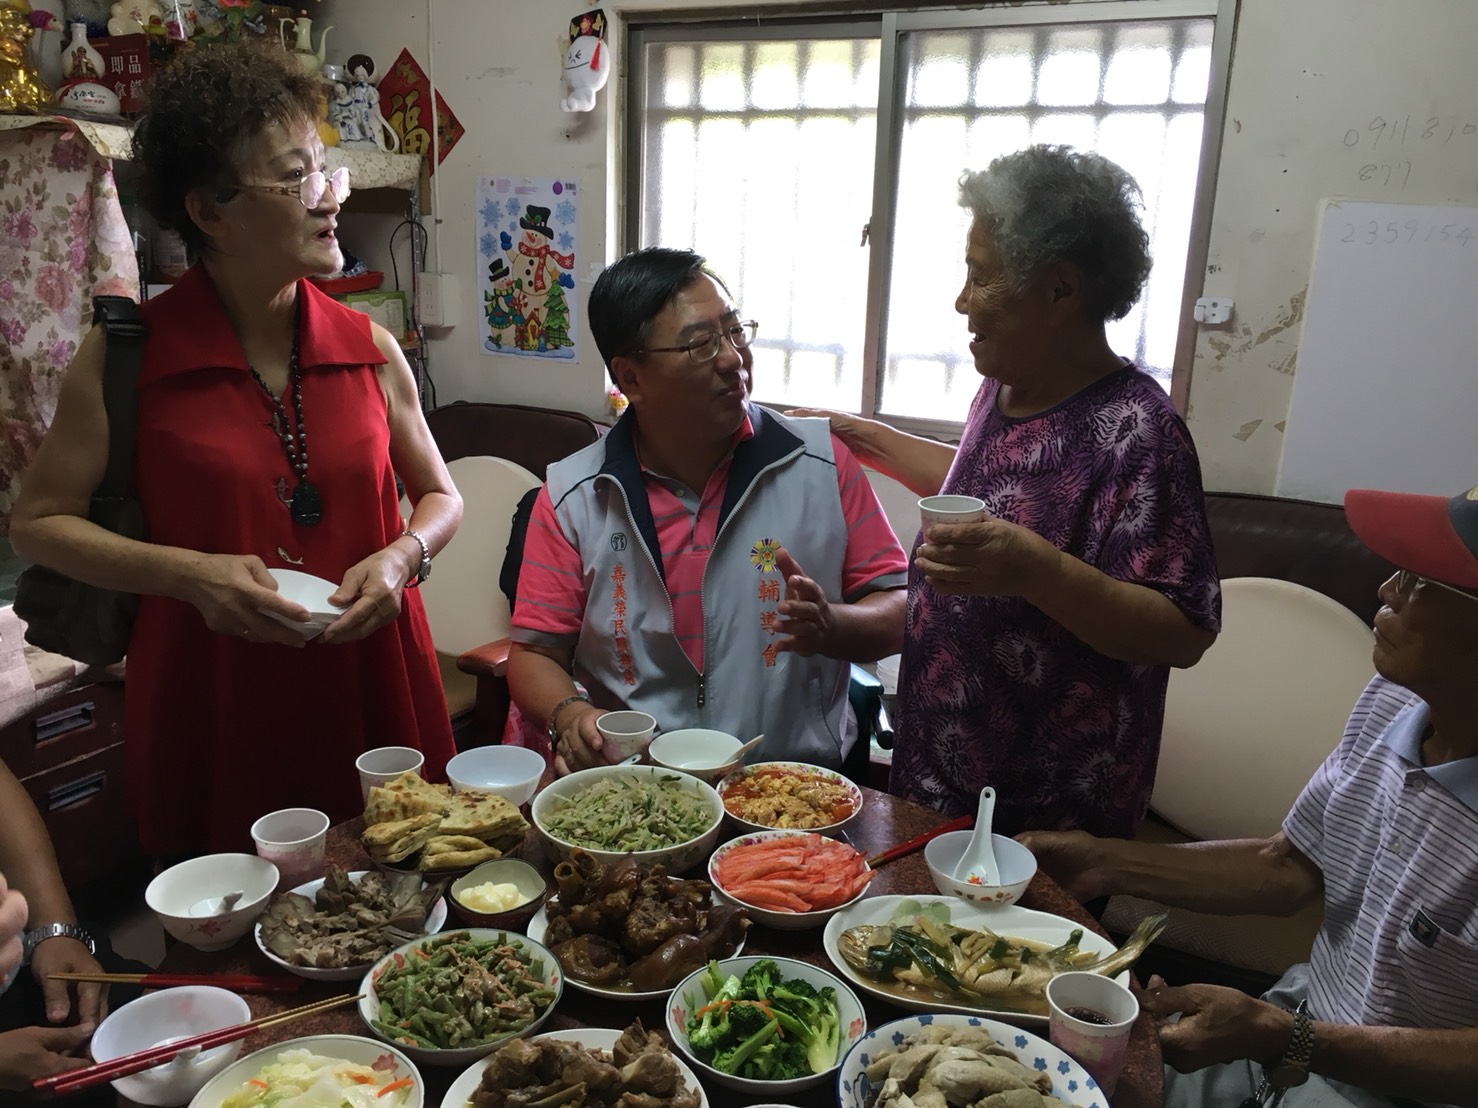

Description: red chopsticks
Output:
[48,972,303,994]
[36,993,361,1097]
[866,814,974,868]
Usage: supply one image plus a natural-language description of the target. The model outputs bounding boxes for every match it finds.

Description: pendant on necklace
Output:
[291,479,322,526]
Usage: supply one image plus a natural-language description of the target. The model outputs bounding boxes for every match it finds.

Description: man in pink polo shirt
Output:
[508,247,908,777]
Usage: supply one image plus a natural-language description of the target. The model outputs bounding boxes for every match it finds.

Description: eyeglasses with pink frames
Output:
[234,166,350,209]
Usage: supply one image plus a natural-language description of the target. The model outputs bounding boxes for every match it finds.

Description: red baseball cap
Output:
[1345,486,1478,590]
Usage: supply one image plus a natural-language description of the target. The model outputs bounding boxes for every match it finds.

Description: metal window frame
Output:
[624,0,1239,437]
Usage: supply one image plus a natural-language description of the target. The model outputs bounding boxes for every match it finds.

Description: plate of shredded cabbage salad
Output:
[531,764,723,871]
[189,1034,422,1108]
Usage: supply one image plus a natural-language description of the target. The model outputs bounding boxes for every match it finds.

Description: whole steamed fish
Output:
[837,907,1166,1011]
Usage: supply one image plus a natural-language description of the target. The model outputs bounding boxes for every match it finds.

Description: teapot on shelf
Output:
[278,14,330,76]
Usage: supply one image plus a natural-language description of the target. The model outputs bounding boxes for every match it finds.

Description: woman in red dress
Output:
[10,41,461,856]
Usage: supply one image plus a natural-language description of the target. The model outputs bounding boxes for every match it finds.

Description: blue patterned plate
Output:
[835,1012,1107,1108]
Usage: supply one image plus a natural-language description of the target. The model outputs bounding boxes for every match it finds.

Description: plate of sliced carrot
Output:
[708,830,875,930]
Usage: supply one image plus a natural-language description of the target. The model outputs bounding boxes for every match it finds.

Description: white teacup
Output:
[355,746,425,801]
[1045,970,1140,1096]
[595,710,657,761]
[919,494,987,526]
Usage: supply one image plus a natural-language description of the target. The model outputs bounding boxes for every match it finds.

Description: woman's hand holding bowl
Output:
[318,544,415,644]
[915,518,1063,598]
[187,553,310,646]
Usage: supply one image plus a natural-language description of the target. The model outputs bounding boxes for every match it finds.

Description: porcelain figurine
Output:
[26,0,66,89]
[329,53,398,152]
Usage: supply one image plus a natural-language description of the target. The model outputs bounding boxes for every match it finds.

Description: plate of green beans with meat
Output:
[359,928,563,1066]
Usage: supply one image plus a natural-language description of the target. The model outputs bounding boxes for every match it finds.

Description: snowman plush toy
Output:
[560,7,609,113]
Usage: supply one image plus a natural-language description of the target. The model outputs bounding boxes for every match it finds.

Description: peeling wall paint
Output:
[1186,0,1478,493]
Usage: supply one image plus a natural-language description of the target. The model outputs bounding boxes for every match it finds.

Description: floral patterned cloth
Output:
[0,125,139,530]
[890,365,1222,839]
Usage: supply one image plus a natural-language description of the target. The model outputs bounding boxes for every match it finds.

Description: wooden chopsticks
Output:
[866,814,974,868]
[37,993,362,1097]
[48,972,304,994]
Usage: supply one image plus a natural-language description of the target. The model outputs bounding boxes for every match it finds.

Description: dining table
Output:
[158,784,1164,1108]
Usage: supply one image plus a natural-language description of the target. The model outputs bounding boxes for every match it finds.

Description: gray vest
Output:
[543,405,857,767]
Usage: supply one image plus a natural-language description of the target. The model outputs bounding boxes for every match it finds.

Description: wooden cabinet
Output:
[0,679,141,888]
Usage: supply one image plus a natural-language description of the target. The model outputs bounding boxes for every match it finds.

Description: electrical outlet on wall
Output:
[418,273,459,329]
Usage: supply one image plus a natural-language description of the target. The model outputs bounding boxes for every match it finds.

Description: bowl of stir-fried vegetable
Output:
[530,764,725,874]
[667,956,867,1094]
[358,929,562,1067]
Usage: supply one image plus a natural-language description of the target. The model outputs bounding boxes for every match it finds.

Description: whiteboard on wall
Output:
[1277,200,1478,503]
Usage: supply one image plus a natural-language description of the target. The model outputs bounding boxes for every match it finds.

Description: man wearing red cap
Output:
[1022,485,1478,1106]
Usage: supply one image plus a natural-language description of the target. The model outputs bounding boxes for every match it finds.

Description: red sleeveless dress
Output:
[126,267,453,856]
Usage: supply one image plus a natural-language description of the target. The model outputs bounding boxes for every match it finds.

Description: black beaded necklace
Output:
[248,324,322,527]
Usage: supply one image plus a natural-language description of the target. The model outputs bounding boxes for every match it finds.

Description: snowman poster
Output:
[476,176,578,360]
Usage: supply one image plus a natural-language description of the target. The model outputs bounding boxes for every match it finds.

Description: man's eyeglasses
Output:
[232,167,351,209]
[1396,569,1478,605]
[632,320,758,364]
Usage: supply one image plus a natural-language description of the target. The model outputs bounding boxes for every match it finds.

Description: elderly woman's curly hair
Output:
[959,145,1152,323]
[132,38,325,255]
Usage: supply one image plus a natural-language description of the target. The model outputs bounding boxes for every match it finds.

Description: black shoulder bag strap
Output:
[90,295,147,525]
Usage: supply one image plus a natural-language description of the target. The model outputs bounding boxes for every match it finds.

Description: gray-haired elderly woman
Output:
[795,145,1221,842]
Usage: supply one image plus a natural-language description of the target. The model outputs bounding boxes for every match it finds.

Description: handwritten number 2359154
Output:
[1341,220,1474,246]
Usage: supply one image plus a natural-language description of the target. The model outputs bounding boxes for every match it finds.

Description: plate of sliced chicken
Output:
[254,865,447,981]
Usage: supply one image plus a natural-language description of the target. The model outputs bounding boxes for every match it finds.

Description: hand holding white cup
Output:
[919,494,987,527]
[1045,970,1140,1096]
[594,710,657,762]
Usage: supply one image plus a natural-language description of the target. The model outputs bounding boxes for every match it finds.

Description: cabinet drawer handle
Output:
[33,702,95,744]
[47,771,106,812]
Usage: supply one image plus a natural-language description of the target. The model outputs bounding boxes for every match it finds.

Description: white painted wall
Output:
[317,0,1478,513]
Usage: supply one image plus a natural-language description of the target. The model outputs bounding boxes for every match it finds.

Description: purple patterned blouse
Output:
[890,365,1221,839]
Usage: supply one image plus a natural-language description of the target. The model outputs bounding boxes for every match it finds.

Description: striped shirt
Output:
[515,416,908,671]
[1284,675,1478,1031]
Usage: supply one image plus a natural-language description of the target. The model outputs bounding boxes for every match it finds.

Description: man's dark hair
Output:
[588,247,728,385]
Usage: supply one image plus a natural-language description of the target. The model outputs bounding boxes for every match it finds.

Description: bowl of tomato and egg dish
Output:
[716,761,863,839]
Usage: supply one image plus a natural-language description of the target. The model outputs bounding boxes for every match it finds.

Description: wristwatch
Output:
[400,528,431,588]
[22,922,96,965]
[546,693,591,746]
[1267,1000,1314,1089]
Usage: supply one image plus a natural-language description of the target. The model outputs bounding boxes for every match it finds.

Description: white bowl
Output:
[835,1012,1106,1108]
[263,569,344,638]
[708,830,873,931]
[146,854,279,951]
[359,928,562,1067]
[667,955,867,1094]
[188,1034,424,1108]
[92,987,250,1106]
[445,746,545,804]
[530,763,724,874]
[923,830,1038,905]
[647,729,745,784]
[254,871,448,982]
[716,761,863,839]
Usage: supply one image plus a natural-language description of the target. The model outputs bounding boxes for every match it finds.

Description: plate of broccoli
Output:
[665,956,868,1093]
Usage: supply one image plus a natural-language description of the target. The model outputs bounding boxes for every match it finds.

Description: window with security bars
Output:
[635,32,882,411]
[630,9,1220,425]
[881,19,1212,419]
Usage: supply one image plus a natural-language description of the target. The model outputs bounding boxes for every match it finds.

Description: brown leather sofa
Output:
[1109,490,1396,994]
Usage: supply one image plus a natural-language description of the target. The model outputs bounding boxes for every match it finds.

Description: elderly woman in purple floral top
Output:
[796,145,1221,838]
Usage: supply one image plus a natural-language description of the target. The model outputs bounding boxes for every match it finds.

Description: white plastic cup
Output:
[918,494,987,527]
[249,808,329,891]
[1045,971,1140,1096]
[594,710,657,761]
[355,746,426,802]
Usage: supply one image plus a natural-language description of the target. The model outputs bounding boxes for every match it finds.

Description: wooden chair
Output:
[421,402,603,747]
